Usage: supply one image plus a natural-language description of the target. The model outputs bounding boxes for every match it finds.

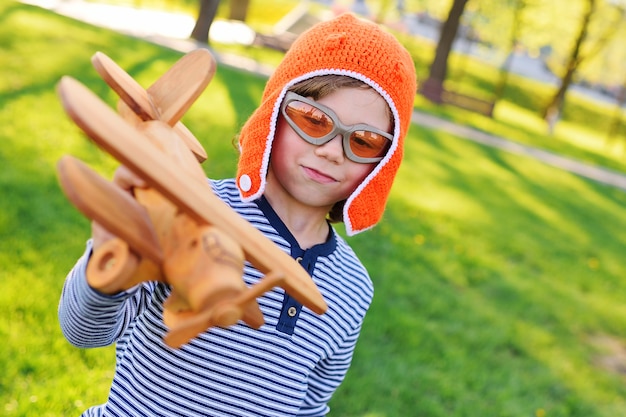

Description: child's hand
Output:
[91,166,148,251]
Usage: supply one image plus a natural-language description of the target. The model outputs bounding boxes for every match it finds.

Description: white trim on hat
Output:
[250,69,402,236]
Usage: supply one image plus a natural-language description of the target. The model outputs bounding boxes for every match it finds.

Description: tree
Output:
[607,80,626,144]
[493,0,526,104]
[542,0,625,119]
[190,0,221,44]
[421,0,470,103]
[229,0,250,22]
[542,0,596,119]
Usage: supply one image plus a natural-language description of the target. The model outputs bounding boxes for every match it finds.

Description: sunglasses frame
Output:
[280,91,393,164]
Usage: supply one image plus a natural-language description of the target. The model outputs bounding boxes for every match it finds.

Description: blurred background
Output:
[2,0,626,416]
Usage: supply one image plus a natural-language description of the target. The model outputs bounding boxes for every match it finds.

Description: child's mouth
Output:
[303,166,337,184]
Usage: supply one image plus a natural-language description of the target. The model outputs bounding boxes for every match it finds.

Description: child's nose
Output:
[315,134,345,163]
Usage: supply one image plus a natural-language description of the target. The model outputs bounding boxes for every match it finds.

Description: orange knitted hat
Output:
[236,13,416,235]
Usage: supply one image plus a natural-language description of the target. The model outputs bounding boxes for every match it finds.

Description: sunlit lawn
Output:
[2,1,626,416]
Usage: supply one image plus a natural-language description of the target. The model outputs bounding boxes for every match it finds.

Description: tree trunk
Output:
[190,0,221,44]
[493,0,525,103]
[421,0,470,103]
[542,0,595,119]
[229,0,250,22]
[607,81,626,144]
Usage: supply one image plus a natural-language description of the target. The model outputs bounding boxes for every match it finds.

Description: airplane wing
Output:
[57,155,163,264]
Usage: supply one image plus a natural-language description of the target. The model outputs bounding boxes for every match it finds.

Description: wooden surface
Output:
[58,76,327,315]
[92,50,212,162]
[57,155,163,264]
[57,51,327,347]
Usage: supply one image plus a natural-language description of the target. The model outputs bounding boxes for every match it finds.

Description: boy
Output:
[59,12,416,416]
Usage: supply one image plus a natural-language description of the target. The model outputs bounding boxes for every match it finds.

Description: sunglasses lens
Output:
[285,101,334,138]
[350,131,391,159]
[284,94,392,162]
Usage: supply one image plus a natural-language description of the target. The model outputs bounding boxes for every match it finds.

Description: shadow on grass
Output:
[330,126,626,416]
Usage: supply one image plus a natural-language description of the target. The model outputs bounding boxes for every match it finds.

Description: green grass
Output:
[2,1,626,416]
[334,128,626,416]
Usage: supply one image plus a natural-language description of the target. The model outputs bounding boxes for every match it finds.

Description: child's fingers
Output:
[112,165,148,192]
[91,220,116,252]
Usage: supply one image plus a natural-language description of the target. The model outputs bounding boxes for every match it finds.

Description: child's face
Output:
[268,87,392,211]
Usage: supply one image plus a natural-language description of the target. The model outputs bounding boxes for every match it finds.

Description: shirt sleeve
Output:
[298,324,362,417]
[58,239,153,348]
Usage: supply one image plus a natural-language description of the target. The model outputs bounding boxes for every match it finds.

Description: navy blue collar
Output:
[255,196,337,335]
[254,195,337,262]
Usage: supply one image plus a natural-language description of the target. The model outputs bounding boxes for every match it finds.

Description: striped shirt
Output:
[58,178,374,416]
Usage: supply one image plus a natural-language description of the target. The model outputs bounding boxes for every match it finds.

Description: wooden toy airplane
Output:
[56,49,327,348]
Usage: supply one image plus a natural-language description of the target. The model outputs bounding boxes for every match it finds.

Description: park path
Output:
[412,112,626,191]
[22,0,626,192]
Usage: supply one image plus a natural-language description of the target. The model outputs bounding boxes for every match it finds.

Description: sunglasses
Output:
[280,91,393,164]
